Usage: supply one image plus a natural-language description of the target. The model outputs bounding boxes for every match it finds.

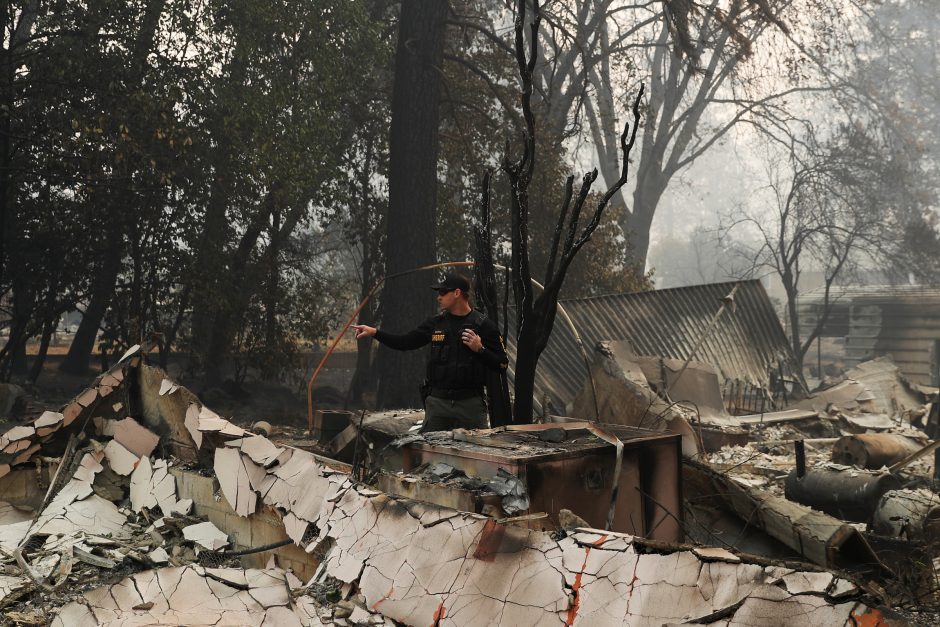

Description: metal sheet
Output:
[506,280,802,412]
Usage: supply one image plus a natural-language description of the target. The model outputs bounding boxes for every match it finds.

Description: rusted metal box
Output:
[399,424,683,542]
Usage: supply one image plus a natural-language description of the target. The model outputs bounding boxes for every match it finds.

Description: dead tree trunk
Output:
[473,173,511,427]
[498,0,643,424]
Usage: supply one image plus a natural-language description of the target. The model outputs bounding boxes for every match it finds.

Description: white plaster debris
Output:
[173,498,193,515]
[829,578,859,598]
[148,546,170,565]
[30,452,130,540]
[118,344,141,363]
[182,521,229,551]
[215,446,257,517]
[52,566,313,626]
[112,417,160,458]
[129,457,180,516]
[198,405,245,437]
[3,425,34,441]
[692,546,742,563]
[0,369,892,627]
[782,571,835,595]
[158,378,180,396]
[103,439,139,476]
[129,454,154,512]
[0,501,34,552]
[184,404,202,449]
[161,401,882,627]
[237,434,283,467]
[34,410,64,432]
[282,511,308,545]
[0,574,28,605]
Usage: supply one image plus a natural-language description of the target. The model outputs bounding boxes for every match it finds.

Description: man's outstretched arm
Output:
[352,319,433,351]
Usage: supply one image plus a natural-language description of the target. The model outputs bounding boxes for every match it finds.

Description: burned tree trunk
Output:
[497,0,643,424]
[473,173,511,426]
[376,0,448,409]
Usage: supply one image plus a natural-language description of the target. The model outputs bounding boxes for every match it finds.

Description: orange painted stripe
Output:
[371,585,394,611]
[565,546,592,626]
[432,601,446,626]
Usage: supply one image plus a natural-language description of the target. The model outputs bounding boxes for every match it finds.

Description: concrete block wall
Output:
[169,467,316,580]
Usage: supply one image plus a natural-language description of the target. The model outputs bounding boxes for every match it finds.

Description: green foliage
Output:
[0,0,392,383]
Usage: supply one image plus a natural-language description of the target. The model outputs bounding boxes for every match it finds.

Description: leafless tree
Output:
[482,0,643,424]
[723,127,908,370]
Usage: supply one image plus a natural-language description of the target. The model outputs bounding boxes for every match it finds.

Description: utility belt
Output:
[428,387,484,401]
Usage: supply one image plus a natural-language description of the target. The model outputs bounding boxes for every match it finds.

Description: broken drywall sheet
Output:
[51,565,316,626]
[215,446,262,517]
[102,439,139,476]
[0,574,28,605]
[6,367,896,626]
[184,404,202,450]
[158,378,179,396]
[29,452,129,540]
[160,395,887,627]
[0,360,135,476]
[0,501,34,553]
[129,457,180,516]
[182,521,229,551]
[112,417,160,459]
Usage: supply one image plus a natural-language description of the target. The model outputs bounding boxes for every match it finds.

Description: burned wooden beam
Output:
[685,459,885,572]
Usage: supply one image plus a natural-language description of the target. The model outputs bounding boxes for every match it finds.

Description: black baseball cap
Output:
[430,271,471,293]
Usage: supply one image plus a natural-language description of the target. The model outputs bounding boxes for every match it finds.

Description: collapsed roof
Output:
[506,280,804,414]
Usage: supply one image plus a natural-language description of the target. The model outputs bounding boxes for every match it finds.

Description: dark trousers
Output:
[421,395,488,432]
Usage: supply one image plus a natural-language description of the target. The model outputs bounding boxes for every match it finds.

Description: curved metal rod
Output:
[306,260,599,431]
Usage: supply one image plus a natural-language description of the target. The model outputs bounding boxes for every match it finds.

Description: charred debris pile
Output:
[0,340,932,624]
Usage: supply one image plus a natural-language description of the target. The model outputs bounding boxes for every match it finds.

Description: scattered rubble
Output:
[0,347,921,624]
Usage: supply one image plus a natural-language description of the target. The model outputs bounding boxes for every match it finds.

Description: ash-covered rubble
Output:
[681,356,940,616]
[0,346,911,625]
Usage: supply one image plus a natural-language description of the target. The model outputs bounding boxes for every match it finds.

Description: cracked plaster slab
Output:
[25,452,129,540]
[158,378,180,396]
[34,411,64,430]
[129,457,179,516]
[103,440,139,476]
[0,574,28,605]
[782,571,835,595]
[4,425,34,441]
[51,565,310,626]
[112,417,160,459]
[183,521,229,551]
[184,404,202,450]
[38,374,886,627]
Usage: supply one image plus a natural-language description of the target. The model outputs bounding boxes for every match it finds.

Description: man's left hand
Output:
[461,329,483,352]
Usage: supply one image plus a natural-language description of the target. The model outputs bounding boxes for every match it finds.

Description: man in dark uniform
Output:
[351,271,509,432]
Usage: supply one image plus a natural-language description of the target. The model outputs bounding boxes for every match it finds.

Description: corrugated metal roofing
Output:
[505,280,802,410]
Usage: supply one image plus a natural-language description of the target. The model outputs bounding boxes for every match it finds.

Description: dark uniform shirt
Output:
[375,310,508,391]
